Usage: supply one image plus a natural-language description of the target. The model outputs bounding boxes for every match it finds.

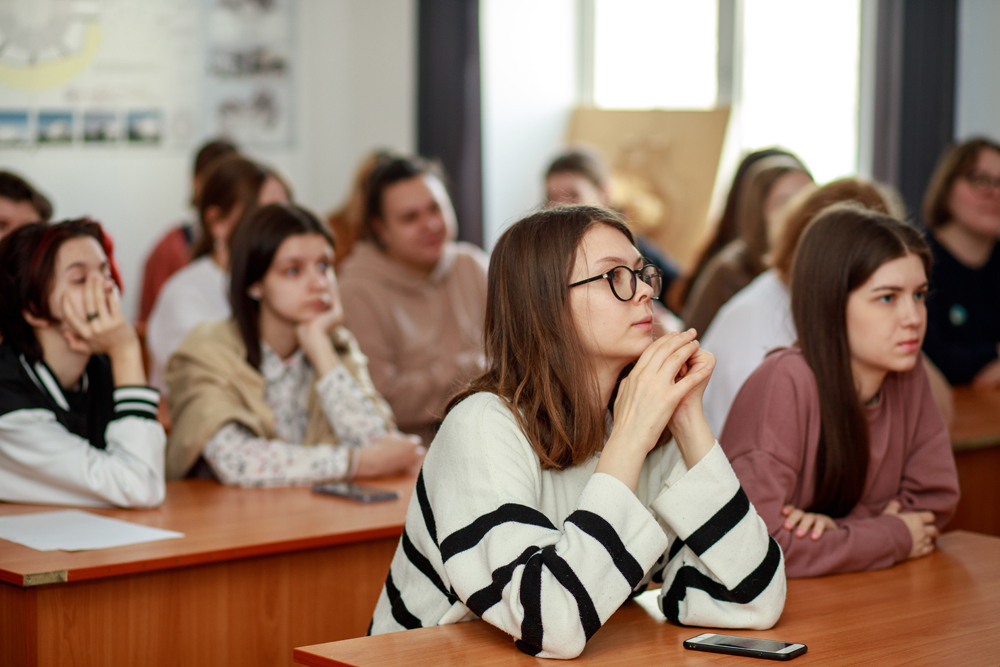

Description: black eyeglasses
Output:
[962,171,1000,195]
[569,264,663,301]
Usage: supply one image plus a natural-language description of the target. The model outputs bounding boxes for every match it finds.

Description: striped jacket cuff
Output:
[112,386,160,421]
[651,443,742,542]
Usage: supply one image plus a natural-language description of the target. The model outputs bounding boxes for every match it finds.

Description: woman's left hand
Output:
[296,290,345,376]
[781,505,838,540]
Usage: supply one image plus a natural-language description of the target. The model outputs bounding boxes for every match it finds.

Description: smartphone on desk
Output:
[684,633,807,661]
[312,482,400,503]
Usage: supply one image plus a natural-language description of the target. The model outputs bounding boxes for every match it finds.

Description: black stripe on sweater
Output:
[415,471,439,548]
[565,509,644,589]
[401,529,457,605]
[465,546,537,618]
[440,503,556,562]
[516,549,545,655]
[667,536,685,564]
[384,571,422,630]
[684,488,751,556]
[540,545,602,641]
[659,537,782,624]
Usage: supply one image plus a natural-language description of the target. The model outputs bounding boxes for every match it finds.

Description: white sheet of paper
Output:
[0,510,184,551]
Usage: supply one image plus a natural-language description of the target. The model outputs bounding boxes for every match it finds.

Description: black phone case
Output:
[683,639,807,661]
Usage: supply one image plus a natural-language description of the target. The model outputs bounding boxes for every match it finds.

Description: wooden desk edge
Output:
[0,523,404,588]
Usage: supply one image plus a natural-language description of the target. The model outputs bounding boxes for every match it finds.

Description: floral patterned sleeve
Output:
[203,422,358,487]
[314,364,390,448]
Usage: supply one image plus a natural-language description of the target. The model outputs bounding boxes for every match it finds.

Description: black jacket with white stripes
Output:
[370,393,785,659]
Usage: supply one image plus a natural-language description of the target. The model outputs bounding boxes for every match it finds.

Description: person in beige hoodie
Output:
[338,155,488,444]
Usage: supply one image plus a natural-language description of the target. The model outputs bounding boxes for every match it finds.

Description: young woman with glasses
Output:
[921,137,1000,387]
[370,206,785,659]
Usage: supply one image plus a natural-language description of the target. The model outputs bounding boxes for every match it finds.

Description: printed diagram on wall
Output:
[0,0,200,148]
[203,0,294,148]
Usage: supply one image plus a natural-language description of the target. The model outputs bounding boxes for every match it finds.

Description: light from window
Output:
[738,0,860,182]
[593,0,718,110]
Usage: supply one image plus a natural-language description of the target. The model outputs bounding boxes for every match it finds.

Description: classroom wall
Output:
[0,0,416,321]
[480,0,578,249]
[954,0,1000,142]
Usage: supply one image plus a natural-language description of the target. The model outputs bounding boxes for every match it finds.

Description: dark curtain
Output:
[873,0,958,222]
[417,0,483,247]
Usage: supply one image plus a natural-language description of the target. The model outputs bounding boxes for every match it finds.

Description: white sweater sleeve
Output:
[370,394,785,659]
[0,387,166,508]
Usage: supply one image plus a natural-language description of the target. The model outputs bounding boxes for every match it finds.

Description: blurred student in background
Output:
[701,178,905,435]
[921,137,1000,388]
[544,147,681,300]
[327,150,390,268]
[338,155,488,444]
[682,154,812,335]
[164,204,423,483]
[0,170,53,239]
[146,155,289,391]
[721,205,959,578]
[138,139,239,325]
[0,220,165,507]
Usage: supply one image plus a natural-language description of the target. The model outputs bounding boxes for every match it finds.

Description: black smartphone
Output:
[684,633,807,661]
[311,482,400,503]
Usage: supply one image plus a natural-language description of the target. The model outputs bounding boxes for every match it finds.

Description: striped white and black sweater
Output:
[370,393,786,659]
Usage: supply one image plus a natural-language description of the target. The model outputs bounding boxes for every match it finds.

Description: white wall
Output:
[955,0,1000,142]
[480,0,578,249]
[0,0,415,320]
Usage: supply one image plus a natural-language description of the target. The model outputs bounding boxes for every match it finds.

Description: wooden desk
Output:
[948,387,1000,536]
[294,531,1000,666]
[0,474,415,667]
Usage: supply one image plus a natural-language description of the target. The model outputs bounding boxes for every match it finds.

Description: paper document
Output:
[0,510,184,551]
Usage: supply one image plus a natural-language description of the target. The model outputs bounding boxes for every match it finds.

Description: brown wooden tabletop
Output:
[0,473,416,587]
[294,531,1000,667]
[950,386,1000,451]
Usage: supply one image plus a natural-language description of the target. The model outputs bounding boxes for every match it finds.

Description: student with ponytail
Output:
[720,205,959,577]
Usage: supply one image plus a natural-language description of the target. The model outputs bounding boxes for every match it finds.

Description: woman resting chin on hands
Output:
[369,206,786,659]
[164,203,423,484]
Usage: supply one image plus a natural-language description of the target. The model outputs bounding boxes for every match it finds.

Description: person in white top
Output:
[0,220,165,507]
[702,178,913,436]
[370,206,785,659]
[146,155,289,391]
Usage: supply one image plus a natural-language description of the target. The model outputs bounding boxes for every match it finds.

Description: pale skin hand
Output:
[780,505,839,540]
[353,433,426,478]
[596,329,716,492]
[971,350,1000,389]
[882,499,939,559]
[295,290,345,378]
[61,275,145,387]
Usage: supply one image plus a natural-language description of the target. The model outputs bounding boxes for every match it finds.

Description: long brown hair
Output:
[790,204,931,517]
[674,148,807,308]
[922,136,1000,229]
[191,155,286,259]
[770,178,905,283]
[445,206,635,470]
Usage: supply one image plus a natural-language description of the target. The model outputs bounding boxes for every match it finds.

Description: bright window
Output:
[593,0,718,110]
[738,0,861,182]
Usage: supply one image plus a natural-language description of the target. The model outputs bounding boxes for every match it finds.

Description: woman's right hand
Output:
[598,329,713,491]
[882,500,938,559]
[353,433,426,479]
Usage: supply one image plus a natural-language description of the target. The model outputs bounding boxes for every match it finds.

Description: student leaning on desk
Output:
[370,206,785,659]
[0,220,166,508]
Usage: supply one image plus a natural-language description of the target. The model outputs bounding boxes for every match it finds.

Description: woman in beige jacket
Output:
[165,203,423,484]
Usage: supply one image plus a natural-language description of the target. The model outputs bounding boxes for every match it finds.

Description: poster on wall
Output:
[0,0,200,149]
[203,0,295,148]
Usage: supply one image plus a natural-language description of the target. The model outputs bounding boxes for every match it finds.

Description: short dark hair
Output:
[193,138,239,178]
[229,203,335,369]
[545,147,610,190]
[363,154,445,246]
[922,136,1000,229]
[0,219,122,363]
[0,171,53,221]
